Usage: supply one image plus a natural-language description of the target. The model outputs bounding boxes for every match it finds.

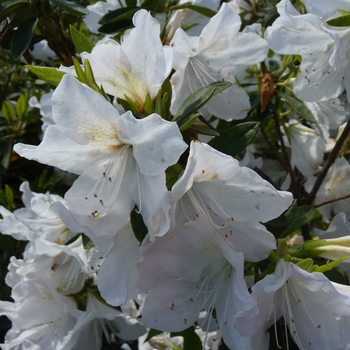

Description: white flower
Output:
[61,294,146,350]
[285,120,326,177]
[302,0,350,21]
[0,182,76,244]
[170,141,293,261]
[175,0,221,37]
[138,215,257,350]
[170,2,268,120]
[304,97,348,141]
[265,0,350,102]
[81,9,172,110]
[235,259,350,350]
[14,75,187,239]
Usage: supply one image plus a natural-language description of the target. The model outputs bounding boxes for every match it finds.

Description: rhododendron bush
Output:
[1,0,350,349]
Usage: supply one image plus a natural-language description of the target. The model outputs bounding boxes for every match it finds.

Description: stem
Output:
[314,193,350,208]
[260,124,287,172]
[306,118,350,205]
[273,113,299,198]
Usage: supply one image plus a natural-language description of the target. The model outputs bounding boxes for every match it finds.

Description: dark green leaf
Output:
[26,65,65,86]
[51,0,88,16]
[171,327,202,350]
[0,1,30,23]
[144,329,163,342]
[0,234,15,252]
[70,25,94,54]
[174,81,231,123]
[278,91,316,123]
[266,204,315,238]
[10,17,37,60]
[327,14,350,27]
[99,6,140,24]
[126,0,137,6]
[169,3,217,17]
[210,121,260,157]
[188,124,219,137]
[323,266,349,285]
[130,206,148,243]
[98,19,133,34]
[4,184,13,206]
[1,136,13,169]
[179,112,202,131]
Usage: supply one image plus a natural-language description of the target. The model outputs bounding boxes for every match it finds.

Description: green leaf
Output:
[98,6,140,24]
[98,20,133,34]
[188,124,219,137]
[98,6,139,33]
[314,257,349,273]
[0,234,15,252]
[323,266,349,285]
[130,206,148,243]
[337,9,350,16]
[2,101,15,122]
[266,204,315,238]
[4,184,13,206]
[69,25,94,54]
[72,56,87,84]
[51,0,88,16]
[173,81,232,123]
[10,17,37,60]
[210,121,260,157]
[296,258,314,272]
[126,0,137,5]
[327,14,350,27]
[15,94,27,120]
[25,65,65,86]
[1,136,13,169]
[169,3,217,17]
[278,91,316,123]
[154,78,172,120]
[0,1,30,23]
[171,327,202,350]
[179,112,202,131]
[142,92,153,115]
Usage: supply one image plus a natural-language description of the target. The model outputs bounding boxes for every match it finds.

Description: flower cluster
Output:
[2,1,350,349]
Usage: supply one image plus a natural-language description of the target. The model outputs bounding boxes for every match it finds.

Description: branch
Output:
[314,193,350,208]
[306,118,350,205]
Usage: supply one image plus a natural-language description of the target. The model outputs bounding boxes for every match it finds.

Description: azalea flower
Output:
[81,9,172,111]
[265,0,350,102]
[285,120,326,177]
[304,97,348,141]
[170,141,293,261]
[14,75,187,239]
[170,2,268,120]
[235,259,350,350]
[138,215,257,350]
[0,181,76,244]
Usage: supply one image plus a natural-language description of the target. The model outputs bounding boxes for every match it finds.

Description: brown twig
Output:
[272,113,299,198]
[306,118,350,205]
[314,193,350,208]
